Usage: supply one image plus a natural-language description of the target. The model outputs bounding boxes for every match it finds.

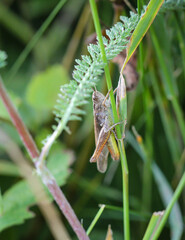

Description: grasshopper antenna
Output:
[113,87,117,95]
[102,87,112,105]
[91,86,97,92]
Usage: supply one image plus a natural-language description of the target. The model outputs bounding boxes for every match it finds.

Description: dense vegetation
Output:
[0,0,185,239]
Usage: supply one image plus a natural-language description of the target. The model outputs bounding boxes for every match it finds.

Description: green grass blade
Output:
[150,26,185,144]
[151,172,185,240]
[0,2,34,44]
[143,211,164,240]
[86,204,106,236]
[150,70,180,162]
[127,131,184,240]
[150,26,175,98]
[173,13,185,80]
[152,164,184,240]
[7,0,67,80]
[121,0,164,72]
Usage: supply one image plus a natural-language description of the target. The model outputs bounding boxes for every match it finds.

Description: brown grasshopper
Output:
[90,89,120,173]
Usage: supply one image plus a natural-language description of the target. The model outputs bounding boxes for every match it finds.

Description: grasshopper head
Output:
[92,90,105,105]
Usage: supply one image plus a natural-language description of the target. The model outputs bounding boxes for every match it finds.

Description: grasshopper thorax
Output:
[92,90,111,127]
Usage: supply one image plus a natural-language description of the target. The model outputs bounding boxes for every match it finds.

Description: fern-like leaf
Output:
[54,12,140,132]
[40,11,141,160]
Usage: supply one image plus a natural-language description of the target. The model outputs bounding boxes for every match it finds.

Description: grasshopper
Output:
[90,89,120,173]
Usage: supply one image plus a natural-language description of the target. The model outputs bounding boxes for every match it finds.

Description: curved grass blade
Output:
[143,211,164,240]
[86,204,106,236]
[121,0,164,72]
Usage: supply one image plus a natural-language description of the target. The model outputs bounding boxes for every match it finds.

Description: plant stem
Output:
[0,76,89,240]
[121,143,130,240]
[137,0,153,218]
[89,0,130,239]
[0,77,39,159]
[0,129,71,240]
[151,172,185,240]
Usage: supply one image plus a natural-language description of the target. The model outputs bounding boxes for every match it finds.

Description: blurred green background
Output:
[0,0,185,239]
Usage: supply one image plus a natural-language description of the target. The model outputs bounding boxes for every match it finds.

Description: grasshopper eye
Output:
[92,94,96,101]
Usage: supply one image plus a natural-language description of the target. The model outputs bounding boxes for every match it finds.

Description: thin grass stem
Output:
[7,0,67,80]
[86,204,106,235]
[89,0,130,239]
[151,172,185,240]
